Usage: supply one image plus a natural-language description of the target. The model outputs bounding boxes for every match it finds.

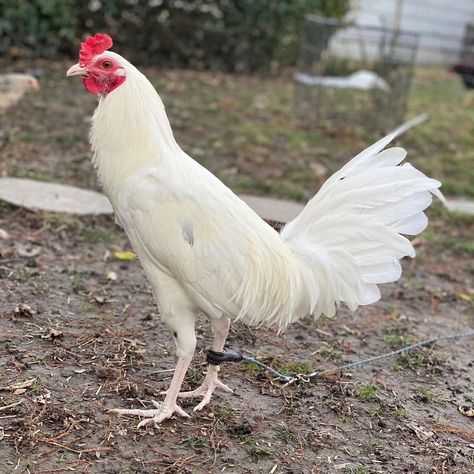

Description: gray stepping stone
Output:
[0,178,304,222]
[239,194,304,223]
[445,198,474,216]
[0,178,113,215]
[2,178,471,222]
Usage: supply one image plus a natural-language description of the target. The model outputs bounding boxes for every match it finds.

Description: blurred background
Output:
[0,0,473,202]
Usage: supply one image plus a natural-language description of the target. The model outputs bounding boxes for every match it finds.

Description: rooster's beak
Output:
[66,63,87,77]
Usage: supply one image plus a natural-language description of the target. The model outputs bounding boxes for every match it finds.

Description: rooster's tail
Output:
[281,118,443,321]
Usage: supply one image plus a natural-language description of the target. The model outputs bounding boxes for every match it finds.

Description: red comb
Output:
[79,34,113,66]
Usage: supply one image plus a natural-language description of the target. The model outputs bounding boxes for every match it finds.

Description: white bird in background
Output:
[0,73,39,111]
[67,34,442,428]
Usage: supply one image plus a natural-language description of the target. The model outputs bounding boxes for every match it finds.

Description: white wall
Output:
[334,0,474,65]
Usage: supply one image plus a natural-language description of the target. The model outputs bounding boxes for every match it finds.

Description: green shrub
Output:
[0,0,349,72]
[0,0,77,57]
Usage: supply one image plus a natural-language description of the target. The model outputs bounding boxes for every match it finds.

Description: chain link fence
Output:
[295,15,419,132]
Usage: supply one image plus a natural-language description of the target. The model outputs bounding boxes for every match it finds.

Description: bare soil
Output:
[0,61,473,474]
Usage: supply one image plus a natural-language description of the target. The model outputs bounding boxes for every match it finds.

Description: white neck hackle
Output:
[89,52,182,195]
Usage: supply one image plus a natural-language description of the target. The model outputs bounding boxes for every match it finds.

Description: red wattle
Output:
[82,75,126,96]
[83,77,103,94]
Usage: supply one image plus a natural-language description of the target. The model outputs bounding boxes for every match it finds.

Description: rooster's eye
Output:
[102,60,112,69]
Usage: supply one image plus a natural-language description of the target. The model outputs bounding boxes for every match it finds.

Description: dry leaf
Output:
[407,421,434,441]
[7,378,36,390]
[113,251,136,261]
[33,391,51,404]
[459,293,473,302]
[12,388,27,395]
[0,228,10,239]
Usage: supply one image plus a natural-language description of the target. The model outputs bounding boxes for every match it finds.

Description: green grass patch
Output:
[10,167,54,182]
[406,68,474,198]
[273,359,313,376]
[274,426,295,444]
[81,226,117,244]
[236,435,273,460]
[153,67,474,203]
[183,435,209,452]
[357,384,378,400]
[383,326,410,349]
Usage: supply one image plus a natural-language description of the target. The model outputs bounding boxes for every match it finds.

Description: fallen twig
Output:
[0,400,23,411]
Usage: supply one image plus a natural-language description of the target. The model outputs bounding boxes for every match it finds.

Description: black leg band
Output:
[206,346,244,365]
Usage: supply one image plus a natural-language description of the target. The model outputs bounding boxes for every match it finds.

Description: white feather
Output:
[281,125,443,320]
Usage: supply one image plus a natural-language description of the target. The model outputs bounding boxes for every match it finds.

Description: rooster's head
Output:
[67,34,126,96]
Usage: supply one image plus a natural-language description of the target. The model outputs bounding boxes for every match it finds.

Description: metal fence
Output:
[295,15,419,132]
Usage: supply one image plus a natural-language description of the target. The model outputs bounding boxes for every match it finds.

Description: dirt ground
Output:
[0,61,473,473]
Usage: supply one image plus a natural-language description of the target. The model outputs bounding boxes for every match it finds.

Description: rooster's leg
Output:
[110,309,197,427]
[110,355,192,427]
[177,316,233,411]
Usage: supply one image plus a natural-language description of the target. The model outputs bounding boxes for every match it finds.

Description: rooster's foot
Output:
[109,400,189,427]
[173,370,233,411]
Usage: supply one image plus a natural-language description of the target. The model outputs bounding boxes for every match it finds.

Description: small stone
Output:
[107,271,117,281]
[14,303,37,318]
[42,328,63,339]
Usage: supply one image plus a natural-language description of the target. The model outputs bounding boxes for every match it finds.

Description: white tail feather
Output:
[281,118,442,320]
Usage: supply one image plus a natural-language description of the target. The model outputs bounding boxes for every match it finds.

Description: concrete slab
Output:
[1,178,472,222]
[239,194,304,223]
[444,198,474,216]
[0,178,305,222]
[0,178,113,215]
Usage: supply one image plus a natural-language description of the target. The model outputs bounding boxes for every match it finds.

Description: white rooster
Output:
[67,34,442,428]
